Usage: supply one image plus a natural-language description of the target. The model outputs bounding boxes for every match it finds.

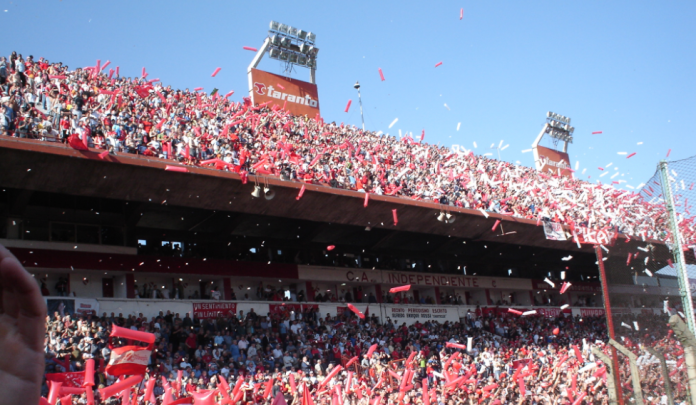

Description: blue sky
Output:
[3,0,694,188]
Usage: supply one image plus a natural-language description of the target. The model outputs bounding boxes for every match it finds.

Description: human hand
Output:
[0,244,47,405]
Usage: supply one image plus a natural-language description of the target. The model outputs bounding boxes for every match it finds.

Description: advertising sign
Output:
[192,302,237,319]
[250,68,320,117]
[534,145,572,177]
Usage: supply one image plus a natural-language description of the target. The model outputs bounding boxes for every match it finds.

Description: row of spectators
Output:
[1,52,694,247]
[44,305,687,404]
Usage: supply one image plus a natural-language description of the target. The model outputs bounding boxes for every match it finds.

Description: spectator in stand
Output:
[0,52,693,246]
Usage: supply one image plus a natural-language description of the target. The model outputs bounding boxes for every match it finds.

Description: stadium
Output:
[1,9,696,405]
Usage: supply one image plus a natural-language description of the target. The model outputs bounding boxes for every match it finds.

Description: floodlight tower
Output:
[247,21,319,92]
[531,111,575,172]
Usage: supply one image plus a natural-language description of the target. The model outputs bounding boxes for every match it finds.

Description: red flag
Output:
[302,384,315,405]
[272,392,288,405]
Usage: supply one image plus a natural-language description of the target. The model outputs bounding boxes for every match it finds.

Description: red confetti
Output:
[492,220,501,232]
[626,152,636,159]
[296,185,305,200]
[389,285,411,293]
[392,208,398,225]
[211,67,221,77]
[364,192,369,207]
[460,8,463,19]
[345,100,352,113]
[434,62,443,67]
[327,245,335,251]
[667,149,671,157]
[591,131,602,134]
[277,83,285,90]
[598,167,604,171]
[553,328,560,335]
[379,68,385,81]
[98,151,109,160]
[224,90,234,98]
[668,259,674,268]
[194,87,203,91]
[243,46,258,52]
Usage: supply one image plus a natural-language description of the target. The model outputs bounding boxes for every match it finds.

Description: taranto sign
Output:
[192,302,237,319]
[534,145,572,177]
[250,68,320,117]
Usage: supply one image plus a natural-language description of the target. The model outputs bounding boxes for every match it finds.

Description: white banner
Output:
[74,298,99,316]
[383,305,460,325]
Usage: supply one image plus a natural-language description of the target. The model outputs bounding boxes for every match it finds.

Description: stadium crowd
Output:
[1,52,694,247]
[43,306,687,405]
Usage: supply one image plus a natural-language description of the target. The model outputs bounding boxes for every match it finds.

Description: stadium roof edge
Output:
[0,137,659,256]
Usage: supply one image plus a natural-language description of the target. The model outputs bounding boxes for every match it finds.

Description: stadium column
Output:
[223,278,232,300]
[125,274,135,299]
[595,245,625,405]
[434,287,441,304]
[374,285,382,303]
[305,282,315,301]
[485,289,492,306]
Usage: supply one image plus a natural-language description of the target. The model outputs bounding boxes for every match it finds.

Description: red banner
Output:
[192,302,237,319]
[45,372,85,388]
[579,308,604,317]
[250,68,320,117]
[535,145,572,177]
[576,227,618,246]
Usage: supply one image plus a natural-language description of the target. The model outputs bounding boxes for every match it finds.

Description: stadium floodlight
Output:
[544,111,574,144]
[306,59,316,68]
[278,23,289,34]
[271,35,281,46]
[269,48,280,59]
[279,51,289,61]
[270,21,280,31]
[307,32,316,42]
[288,27,298,37]
[297,30,308,40]
[299,43,310,54]
[280,37,292,47]
[288,53,298,64]
[297,54,307,66]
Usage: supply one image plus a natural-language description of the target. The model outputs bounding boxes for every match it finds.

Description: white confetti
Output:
[560,304,569,310]
[672,170,678,177]
[560,271,566,279]
[617,152,627,155]
[478,209,489,218]
[388,118,398,128]
[582,168,587,174]
[633,321,640,331]
[561,255,573,261]
[575,161,579,170]
[521,149,532,153]
[606,162,613,168]
[645,269,653,277]
[483,153,493,156]
[637,142,643,145]
[543,278,555,288]
[473,142,477,148]
[500,144,509,151]
[522,310,537,316]
[444,103,450,110]
[610,172,620,179]
[499,140,504,148]
[600,172,609,177]
[457,122,461,131]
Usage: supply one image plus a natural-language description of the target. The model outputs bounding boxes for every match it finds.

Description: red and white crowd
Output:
[43,307,687,405]
[1,52,694,247]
